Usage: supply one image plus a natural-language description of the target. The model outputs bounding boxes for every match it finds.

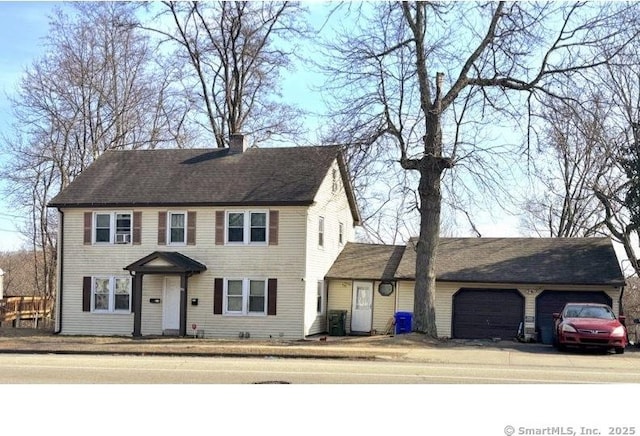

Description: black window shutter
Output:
[82,277,92,312]
[267,279,277,316]
[213,278,223,315]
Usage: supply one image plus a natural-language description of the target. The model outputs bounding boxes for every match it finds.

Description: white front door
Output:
[163,276,181,332]
[351,281,373,332]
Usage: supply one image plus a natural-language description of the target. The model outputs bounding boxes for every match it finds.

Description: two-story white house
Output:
[48,134,360,339]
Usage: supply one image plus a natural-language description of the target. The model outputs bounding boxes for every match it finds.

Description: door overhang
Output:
[124,251,207,275]
[124,251,207,337]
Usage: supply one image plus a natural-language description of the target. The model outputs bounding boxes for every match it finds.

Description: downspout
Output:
[54,208,64,334]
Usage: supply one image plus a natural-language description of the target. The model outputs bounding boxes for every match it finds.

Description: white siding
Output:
[397,281,414,312]
[59,206,310,338]
[372,281,396,333]
[304,159,356,335]
[327,280,397,335]
[327,280,353,334]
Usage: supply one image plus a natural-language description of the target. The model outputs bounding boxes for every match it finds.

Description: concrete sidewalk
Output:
[1,329,639,367]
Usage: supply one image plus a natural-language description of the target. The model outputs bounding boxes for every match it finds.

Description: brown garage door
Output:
[535,291,612,344]
[452,288,524,339]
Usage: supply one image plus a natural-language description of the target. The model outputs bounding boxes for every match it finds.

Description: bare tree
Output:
[593,53,640,276]
[147,1,308,148]
[521,93,611,237]
[0,250,44,297]
[320,2,640,335]
[1,3,188,313]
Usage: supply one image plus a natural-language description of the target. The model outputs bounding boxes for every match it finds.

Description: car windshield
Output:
[564,305,615,320]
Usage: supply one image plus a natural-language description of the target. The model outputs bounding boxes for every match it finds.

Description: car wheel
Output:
[615,347,625,354]
[557,342,566,352]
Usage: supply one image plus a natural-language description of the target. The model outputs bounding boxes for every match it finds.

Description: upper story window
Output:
[332,168,338,193]
[226,211,267,244]
[318,216,325,248]
[95,213,111,243]
[94,212,131,244]
[157,211,195,246]
[115,214,131,243]
[168,212,186,245]
[250,212,267,242]
[339,222,344,245]
[85,211,140,246]
[228,212,244,242]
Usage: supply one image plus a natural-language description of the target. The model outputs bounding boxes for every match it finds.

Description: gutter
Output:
[54,208,64,334]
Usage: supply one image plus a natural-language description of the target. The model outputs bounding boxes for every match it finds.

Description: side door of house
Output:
[351,281,373,333]
[163,276,181,334]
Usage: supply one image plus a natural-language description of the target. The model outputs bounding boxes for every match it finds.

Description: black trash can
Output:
[328,310,347,336]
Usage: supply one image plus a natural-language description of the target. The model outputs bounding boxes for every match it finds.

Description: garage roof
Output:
[329,237,625,286]
[325,243,405,281]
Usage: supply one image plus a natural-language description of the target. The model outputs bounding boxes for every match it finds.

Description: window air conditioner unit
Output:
[115,233,131,244]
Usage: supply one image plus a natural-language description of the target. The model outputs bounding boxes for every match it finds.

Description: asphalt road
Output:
[4,352,640,436]
[1,353,640,383]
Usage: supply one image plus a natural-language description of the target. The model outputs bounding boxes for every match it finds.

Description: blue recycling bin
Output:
[394,311,413,334]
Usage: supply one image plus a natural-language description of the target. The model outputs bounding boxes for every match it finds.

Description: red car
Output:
[553,302,627,354]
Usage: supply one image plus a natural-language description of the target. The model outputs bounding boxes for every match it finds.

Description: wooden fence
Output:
[0,296,53,326]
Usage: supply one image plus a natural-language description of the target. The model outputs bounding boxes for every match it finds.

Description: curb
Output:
[0,348,384,360]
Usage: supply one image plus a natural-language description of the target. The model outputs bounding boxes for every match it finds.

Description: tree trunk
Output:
[412,157,444,336]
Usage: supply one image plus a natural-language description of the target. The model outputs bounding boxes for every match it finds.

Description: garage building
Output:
[326,237,625,342]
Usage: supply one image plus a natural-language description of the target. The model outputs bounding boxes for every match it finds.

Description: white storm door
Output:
[163,276,181,331]
[351,281,373,332]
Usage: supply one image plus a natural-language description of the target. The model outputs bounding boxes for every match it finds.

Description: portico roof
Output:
[124,251,207,275]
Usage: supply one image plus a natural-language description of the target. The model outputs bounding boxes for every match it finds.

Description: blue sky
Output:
[0,1,58,251]
[0,1,332,251]
[0,1,527,252]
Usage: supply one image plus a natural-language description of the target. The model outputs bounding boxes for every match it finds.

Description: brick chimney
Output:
[229,133,247,154]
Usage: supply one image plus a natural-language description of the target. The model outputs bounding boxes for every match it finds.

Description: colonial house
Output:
[326,237,626,343]
[48,134,360,339]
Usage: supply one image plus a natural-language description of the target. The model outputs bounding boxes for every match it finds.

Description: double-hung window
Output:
[317,280,326,314]
[92,276,131,312]
[224,278,267,315]
[168,212,186,245]
[318,216,325,248]
[227,213,245,242]
[226,211,267,244]
[250,212,267,242]
[95,214,111,243]
[94,212,132,244]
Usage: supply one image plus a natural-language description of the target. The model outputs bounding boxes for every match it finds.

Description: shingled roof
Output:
[326,243,405,281]
[48,145,360,223]
[329,238,625,286]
